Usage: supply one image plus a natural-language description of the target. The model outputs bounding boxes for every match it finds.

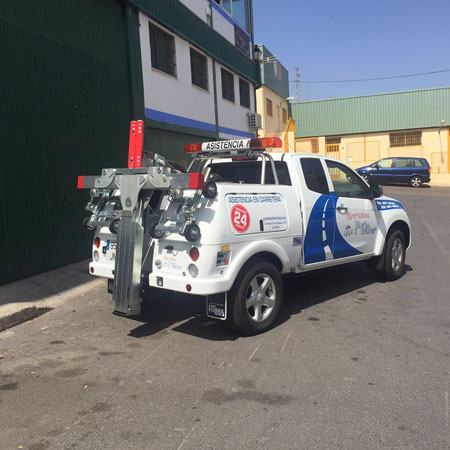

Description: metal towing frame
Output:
[78,124,282,318]
[77,121,206,316]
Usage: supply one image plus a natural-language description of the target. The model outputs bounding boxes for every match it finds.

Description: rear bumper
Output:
[89,261,114,279]
[149,272,232,296]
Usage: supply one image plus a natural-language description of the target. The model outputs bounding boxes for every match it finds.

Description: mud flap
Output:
[206,292,227,320]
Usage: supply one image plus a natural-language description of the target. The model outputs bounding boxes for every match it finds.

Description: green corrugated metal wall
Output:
[292,87,450,138]
[0,0,133,284]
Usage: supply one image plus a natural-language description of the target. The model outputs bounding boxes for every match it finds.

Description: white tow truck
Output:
[79,132,411,335]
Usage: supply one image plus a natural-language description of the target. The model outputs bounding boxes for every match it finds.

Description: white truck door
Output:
[293,156,337,265]
[324,159,378,256]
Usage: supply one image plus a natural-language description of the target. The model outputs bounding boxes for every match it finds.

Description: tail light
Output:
[94,237,101,248]
[428,166,431,173]
[189,247,199,262]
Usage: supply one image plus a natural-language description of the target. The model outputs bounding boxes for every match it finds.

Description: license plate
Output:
[206,293,227,320]
[105,240,117,261]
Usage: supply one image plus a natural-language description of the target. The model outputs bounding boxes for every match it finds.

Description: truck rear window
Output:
[208,161,291,185]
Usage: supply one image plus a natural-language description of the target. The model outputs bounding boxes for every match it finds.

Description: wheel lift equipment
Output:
[77,121,204,316]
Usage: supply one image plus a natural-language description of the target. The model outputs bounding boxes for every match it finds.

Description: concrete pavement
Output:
[0,260,104,332]
[1,185,450,449]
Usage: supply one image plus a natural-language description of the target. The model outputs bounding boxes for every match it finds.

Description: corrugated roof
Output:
[291,86,450,138]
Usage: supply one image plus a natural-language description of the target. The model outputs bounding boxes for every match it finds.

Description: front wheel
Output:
[409,175,422,188]
[227,259,283,335]
[377,229,406,281]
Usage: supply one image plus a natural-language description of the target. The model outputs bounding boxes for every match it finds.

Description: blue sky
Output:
[253,0,450,101]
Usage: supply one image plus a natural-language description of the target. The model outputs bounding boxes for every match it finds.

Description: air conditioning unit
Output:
[248,112,262,130]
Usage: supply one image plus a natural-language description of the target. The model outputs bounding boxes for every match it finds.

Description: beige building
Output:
[255,45,295,152]
[291,87,450,185]
[295,128,449,184]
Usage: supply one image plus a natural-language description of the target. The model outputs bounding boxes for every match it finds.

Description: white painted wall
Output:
[179,0,209,23]
[216,62,255,139]
[212,8,235,45]
[174,1,253,56]
[139,12,255,139]
[140,13,216,131]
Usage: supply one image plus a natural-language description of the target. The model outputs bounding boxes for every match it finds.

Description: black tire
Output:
[376,229,406,281]
[409,175,422,188]
[226,259,283,335]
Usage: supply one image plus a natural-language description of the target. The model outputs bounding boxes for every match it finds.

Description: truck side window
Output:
[300,158,330,195]
[326,160,369,198]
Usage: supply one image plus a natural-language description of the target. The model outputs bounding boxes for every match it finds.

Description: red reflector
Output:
[90,267,94,274]
[77,176,84,189]
[189,173,205,190]
[189,247,200,262]
[250,137,282,149]
[94,237,101,248]
[186,284,192,292]
[184,143,202,153]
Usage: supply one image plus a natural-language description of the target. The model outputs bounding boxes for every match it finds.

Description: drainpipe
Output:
[209,0,220,139]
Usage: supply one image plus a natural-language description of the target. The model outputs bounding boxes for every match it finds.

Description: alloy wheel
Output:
[245,273,276,322]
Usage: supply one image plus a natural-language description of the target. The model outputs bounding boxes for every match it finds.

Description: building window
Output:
[325,136,341,153]
[282,107,287,123]
[266,99,273,116]
[239,78,250,108]
[214,0,250,32]
[149,23,176,77]
[325,136,341,144]
[221,68,235,102]
[190,48,208,91]
[390,131,422,147]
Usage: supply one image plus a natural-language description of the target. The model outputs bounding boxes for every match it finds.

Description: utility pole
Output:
[295,67,301,102]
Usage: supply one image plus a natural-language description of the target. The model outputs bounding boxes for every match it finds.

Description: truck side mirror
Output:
[369,184,383,199]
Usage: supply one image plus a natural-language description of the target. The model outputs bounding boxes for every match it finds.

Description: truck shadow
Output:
[128,262,412,341]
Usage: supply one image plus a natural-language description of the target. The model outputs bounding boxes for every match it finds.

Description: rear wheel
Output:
[376,229,406,281]
[227,259,283,335]
[409,175,422,188]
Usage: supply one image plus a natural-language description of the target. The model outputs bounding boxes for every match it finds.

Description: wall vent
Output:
[248,113,262,129]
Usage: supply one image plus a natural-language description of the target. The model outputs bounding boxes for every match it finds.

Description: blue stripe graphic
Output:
[145,108,254,138]
[145,108,216,133]
[304,194,361,264]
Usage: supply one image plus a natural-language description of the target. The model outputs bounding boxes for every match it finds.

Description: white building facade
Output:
[136,0,259,161]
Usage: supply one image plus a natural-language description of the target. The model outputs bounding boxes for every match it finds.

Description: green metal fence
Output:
[0,0,133,284]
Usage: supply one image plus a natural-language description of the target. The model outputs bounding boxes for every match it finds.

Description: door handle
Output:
[336,204,348,214]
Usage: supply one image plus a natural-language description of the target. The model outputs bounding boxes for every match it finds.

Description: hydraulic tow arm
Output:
[77,121,204,316]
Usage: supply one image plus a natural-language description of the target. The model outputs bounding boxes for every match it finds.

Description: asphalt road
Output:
[1,186,450,450]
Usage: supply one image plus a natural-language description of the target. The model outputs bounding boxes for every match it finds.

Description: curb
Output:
[0,261,105,333]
